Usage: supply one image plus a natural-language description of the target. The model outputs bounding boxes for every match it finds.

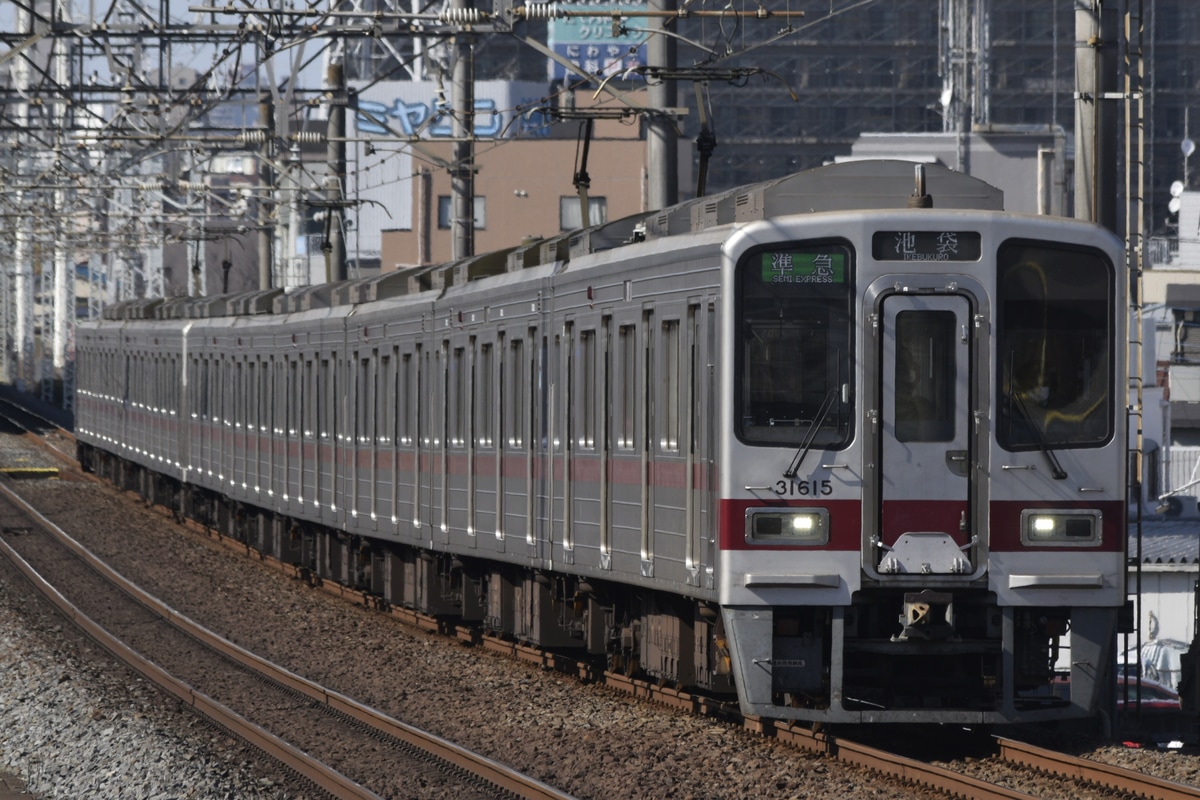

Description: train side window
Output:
[191,358,200,418]
[578,329,596,450]
[616,325,637,450]
[450,345,467,447]
[201,359,209,420]
[262,358,270,433]
[230,360,239,427]
[368,352,378,447]
[477,342,494,448]
[564,324,575,465]
[357,354,371,445]
[227,359,236,427]
[288,359,299,436]
[244,360,252,430]
[211,358,220,424]
[324,358,336,442]
[496,333,506,453]
[735,241,855,448]
[245,359,253,430]
[996,240,1114,449]
[507,339,525,448]
[316,358,325,441]
[399,352,413,446]
[271,359,279,434]
[259,358,266,434]
[304,360,315,438]
[379,352,393,445]
[246,358,254,433]
[238,360,246,429]
[661,320,680,452]
[277,358,287,435]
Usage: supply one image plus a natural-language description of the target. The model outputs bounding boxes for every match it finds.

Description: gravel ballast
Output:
[1,427,1198,799]
[0,572,294,799]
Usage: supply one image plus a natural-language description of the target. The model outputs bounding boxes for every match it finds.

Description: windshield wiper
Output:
[1007,389,1068,480]
[784,388,839,478]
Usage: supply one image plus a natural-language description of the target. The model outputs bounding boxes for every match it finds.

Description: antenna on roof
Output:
[908,163,933,208]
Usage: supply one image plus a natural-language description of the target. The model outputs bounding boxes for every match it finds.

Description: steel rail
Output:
[170,509,1196,800]
[997,737,1200,800]
[768,722,1039,800]
[0,488,381,800]
[0,478,577,800]
[8,424,1187,800]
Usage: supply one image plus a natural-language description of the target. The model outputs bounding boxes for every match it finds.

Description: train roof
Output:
[102,160,1005,322]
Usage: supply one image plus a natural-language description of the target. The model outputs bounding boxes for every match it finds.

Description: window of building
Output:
[560,196,607,230]
[437,196,486,230]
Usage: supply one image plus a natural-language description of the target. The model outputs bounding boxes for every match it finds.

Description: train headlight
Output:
[1020,509,1101,546]
[745,508,829,545]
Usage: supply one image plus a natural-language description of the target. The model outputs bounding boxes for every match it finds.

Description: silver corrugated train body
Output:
[76,161,1128,724]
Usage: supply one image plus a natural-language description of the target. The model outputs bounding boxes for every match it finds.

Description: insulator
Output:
[239,130,268,145]
[520,3,562,20]
[292,131,325,144]
[439,7,486,23]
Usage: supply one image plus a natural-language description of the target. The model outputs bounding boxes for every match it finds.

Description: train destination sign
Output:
[760,252,846,284]
[872,230,981,262]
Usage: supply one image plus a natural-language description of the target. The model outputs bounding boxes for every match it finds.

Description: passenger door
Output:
[877,294,974,573]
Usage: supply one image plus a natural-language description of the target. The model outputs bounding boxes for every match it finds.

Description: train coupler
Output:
[892,589,957,641]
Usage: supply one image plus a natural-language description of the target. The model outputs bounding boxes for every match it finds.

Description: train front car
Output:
[717,167,1127,724]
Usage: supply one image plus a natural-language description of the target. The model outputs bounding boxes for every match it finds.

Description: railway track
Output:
[0,406,1197,800]
[994,737,1200,800]
[0,476,577,800]
[770,723,1200,800]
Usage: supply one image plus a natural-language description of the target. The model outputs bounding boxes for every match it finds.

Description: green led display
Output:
[759,252,846,284]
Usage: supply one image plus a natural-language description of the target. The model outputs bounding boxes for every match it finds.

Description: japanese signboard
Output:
[872,231,982,262]
[759,252,847,284]
[548,1,649,82]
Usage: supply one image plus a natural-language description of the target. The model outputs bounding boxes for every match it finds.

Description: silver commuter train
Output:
[75,160,1127,724]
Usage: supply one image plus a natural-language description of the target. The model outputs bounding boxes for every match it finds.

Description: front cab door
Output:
[876,292,976,576]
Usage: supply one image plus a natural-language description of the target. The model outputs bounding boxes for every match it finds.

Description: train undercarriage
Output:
[80,443,1114,724]
[79,444,737,699]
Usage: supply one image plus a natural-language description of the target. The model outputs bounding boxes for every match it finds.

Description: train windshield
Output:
[736,241,854,447]
[996,240,1114,450]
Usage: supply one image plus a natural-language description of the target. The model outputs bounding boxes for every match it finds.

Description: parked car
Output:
[1118,676,1181,711]
[1049,675,1182,711]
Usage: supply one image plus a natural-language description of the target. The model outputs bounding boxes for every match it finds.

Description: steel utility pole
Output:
[258,94,275,291]
[646,0,678,211]
[451,0,475,261]
[1075,0,1119,230]
[325,51,348,282]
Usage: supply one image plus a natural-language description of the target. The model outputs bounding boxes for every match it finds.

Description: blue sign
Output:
[548,1,648,82]
[355,95,551,139]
